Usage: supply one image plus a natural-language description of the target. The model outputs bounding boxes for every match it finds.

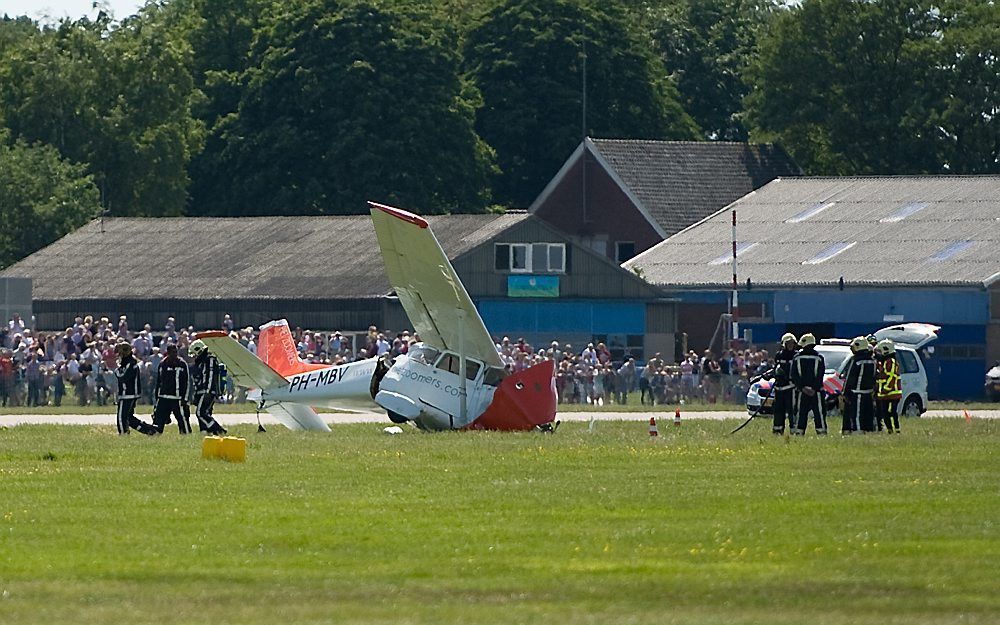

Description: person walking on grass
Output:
[152,344,192,434]
[114,343,157,436]
[790,333,827,435]
[188,340,227,436]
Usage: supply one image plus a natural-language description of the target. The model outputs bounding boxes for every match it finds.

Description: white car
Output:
[746,323,936,417]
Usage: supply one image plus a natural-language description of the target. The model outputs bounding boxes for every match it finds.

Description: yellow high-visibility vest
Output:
[876,356,902,399]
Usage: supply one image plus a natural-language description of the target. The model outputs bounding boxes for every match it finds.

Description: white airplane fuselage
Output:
[375,353,497,430]
[260,358,379,411]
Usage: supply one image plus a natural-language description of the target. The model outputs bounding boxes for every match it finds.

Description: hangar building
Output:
[1,212,673,362]
[625,176,1000,400]
[530,137,801,263]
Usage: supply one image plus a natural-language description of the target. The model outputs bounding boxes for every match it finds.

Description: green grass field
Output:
[1,420,998,624]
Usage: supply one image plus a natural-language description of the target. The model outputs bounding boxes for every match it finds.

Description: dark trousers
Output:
[639,378,651,405]
[772,387,795,433]
[876,398,900,433]
[194,393,226,434]
[152,398,192,434]
[843,391,875,433]
[794,391,827,434]
[117,398,156,435]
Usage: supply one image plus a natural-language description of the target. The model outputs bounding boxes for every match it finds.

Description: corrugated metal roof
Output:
[625,176,1000,288]
[589,139,802,236]
[1,213,531,300]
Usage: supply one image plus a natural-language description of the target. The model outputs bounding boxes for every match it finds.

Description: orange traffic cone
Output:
[965,409,972,424]
[674,407,682,426]
[649,416,659,437]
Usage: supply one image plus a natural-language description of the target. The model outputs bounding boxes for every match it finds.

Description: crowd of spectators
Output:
[0,313,401,408]
[496,336,775,406]
[0,312,777,409]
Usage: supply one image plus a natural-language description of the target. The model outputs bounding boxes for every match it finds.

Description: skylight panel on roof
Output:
[929,240,974,261]
[802,242,856,265]
[880,201,928,223]
[708,242,757,265]
[786,201,835,223]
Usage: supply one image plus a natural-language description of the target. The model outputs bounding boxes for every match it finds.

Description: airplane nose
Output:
[468,360,556,431]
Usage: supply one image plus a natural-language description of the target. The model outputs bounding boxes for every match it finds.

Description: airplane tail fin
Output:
[196,331,289,391]
[259,319,326,377]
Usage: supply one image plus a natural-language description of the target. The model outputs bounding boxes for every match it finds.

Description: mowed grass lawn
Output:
[1,420,997,625]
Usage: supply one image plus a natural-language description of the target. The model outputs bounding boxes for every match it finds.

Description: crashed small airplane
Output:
[196,202,557,432]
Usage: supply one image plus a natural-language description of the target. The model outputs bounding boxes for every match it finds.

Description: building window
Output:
[929,240,974,262]
[494,243,566,274]
[615,242,636,264]
[802,241,856,265]
[511,244,529,272]
[787,201,836,223]
[709,242,757,266]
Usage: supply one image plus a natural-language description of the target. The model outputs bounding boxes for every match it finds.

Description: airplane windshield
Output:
[408,344,440,365]
[435,353,481,381]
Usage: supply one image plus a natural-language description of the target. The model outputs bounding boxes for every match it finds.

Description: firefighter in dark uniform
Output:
[770,333,799,435]
[189,339,227,435]
[874,339,902,434]
[790,333,827,435]
[113,342,156,435]
[152,343,192,434]
[842,336,877,434]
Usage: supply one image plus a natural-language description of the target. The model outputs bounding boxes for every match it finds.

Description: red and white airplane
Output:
[195,202,557,432]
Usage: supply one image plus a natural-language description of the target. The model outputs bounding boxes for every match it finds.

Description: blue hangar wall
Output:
[476,299,644,348]
[675,288,989,400]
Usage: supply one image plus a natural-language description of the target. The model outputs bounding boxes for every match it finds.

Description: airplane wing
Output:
[369,202,503,369]
[195,331,287,390]
[265,402,331,432]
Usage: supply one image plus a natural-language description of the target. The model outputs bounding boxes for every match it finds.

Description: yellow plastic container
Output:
[202,436,223,460]
[220,436,247,463]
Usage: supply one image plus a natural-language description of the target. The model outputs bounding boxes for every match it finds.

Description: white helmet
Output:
[798,333,816,348]
[876,339,895,356]
[189,339,207,358]
[781,332,797,346]
[850,336,869,353]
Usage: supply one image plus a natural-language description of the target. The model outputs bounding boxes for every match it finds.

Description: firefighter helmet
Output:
[850,336,869,353]
[798,333,816,347]
[876,339,896,356]
[189,339,207,358]
[866,334,878,346]
[781,332,797,346]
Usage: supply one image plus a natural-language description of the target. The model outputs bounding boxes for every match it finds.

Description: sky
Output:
[2,0,145,22]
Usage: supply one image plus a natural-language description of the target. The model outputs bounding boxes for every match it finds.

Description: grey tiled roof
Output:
[1,213,530,300]
[590,139,802,236]
[625,176,1000,288]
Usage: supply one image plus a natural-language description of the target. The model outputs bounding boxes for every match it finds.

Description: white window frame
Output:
[500,242,566,274]
[510,243,529,273]
[545,243,566,273]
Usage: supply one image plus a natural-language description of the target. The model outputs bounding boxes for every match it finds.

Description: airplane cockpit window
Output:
[483,366,508,387]
[435,353,482,381]
[408,344,439,365]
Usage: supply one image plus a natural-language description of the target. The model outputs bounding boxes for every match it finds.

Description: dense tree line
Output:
[0,0,998,267]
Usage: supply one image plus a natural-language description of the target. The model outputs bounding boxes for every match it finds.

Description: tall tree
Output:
[745,0,941,175]
[929,0,1000,173]
[200,0,495,216]
[464,0,700,209]
[0,11,202,216]
[0,131,101,268]
[630,0,777,141]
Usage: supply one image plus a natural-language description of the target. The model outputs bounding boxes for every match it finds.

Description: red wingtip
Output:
[195,330,229,339]
[368,201,429,229]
